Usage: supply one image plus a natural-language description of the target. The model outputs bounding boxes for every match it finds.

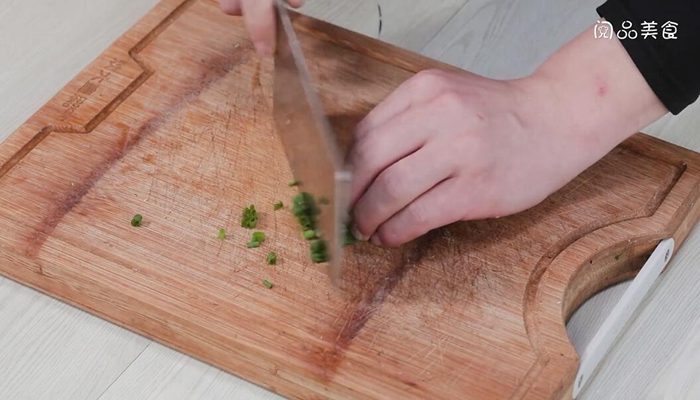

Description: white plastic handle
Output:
[573,238,675,398]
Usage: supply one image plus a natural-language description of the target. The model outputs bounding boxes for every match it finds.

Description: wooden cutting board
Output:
[1,0,700,398]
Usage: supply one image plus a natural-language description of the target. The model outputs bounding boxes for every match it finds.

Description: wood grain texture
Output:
[646,295,700,400]
[421,0,601,77]
[0,1,472,399]
[0,1,158,399]
[300,0,470,53]
[0,278,150,400]
[1,0,700,399]
[98,343,283,400]
[0,0,159,140]
[421,1,700,397]
[569,225,700,399]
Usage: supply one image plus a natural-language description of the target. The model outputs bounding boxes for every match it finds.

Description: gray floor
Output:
[1,0,700,399]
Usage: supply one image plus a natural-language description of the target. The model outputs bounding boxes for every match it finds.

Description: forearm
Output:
[518,26,668,165]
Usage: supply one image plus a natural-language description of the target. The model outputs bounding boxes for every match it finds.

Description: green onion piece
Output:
[131,214,143,227]
[343,224,359,245]
[263,279,274,289]
[218,228,226,240]
[252,231,265,243]
[289,192,330,262]
[267,252,277,265]
[297,215,312,231]
[241,205,259,229]
[288,180,301,187]
[274,201,284,210]
[247,241,260,249]
[292,192,320,231]
[310,240,328,263]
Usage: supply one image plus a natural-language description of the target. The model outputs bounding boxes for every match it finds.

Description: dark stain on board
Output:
[252,59,263,93]
[142,154,156,164]
[308,233,435,380]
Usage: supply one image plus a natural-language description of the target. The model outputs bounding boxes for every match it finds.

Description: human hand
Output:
[348,69,582,247]
[348,31,667,247]
[348,26,669,248]
[220,0,304,57]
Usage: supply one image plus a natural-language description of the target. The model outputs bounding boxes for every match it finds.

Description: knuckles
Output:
[432,90,469,115]
[411,69,444,87]
[407,69,449,98]
[348,137,377,174]
[375,168,405,205]
[404,201,431,229]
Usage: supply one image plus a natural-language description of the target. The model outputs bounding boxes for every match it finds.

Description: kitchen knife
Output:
[273,0,351,286]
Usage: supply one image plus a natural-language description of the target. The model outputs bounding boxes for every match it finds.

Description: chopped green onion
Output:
[267,252,277,265]
[310,240,328,263]
[289,192,331,262]
[241,205,259,229]
[292,192,320,231]
[218,228,226,240]
[247,241,260,249]
[252,231,265,243]
[288,180,301,187]
[263,279,274,289]
[297,215,312,231]
[343,224,359,245]
[131,214,143,227]
[274,201,284,210]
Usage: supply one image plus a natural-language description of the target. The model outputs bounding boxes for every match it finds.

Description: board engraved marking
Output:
[0,0,199,180]
[59,58,124,122]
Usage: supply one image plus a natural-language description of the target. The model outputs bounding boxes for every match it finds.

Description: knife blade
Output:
[273,0,351,286]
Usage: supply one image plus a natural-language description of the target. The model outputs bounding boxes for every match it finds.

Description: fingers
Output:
[348,106,435,208]
[355,69,448,138]
[371,178,467,247]
[352,142,454,242]
[220,0,306,57]
[220,0,242,15]
[243,0,277,56]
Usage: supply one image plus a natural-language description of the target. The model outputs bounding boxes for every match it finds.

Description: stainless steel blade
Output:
[273,0,351,285]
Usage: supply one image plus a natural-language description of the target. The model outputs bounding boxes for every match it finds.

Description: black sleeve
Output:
[597,1,700,115]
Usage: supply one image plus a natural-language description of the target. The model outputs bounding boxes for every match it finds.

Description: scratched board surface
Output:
[1,0,700,399]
